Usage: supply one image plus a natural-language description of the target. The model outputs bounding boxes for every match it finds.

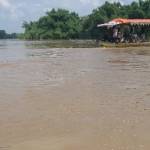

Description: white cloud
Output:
[0,0,22,19]
[79,0,120,7]
[0,0,134,33]
[80,0,101,6]
[0,0,11,8]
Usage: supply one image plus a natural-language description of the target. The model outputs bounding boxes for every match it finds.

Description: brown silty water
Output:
[0,40,150,150]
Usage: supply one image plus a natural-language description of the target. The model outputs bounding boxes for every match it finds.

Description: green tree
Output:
[23,9,81,40]
[0,30,7,39]
[22,0,150,40]
[128,9,145,19]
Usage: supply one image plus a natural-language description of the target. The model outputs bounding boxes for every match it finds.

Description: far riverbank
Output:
[7,39,150,48]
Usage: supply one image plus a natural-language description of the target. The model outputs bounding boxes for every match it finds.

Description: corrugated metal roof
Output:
[112,18,150,24]
[97,18,150,27]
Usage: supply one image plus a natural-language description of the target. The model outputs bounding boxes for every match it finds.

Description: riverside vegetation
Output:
[0,30,17,39]
[22,0,150,40]
[1,0,150,40]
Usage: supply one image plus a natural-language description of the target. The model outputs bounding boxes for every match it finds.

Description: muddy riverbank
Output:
[0,40,150,150]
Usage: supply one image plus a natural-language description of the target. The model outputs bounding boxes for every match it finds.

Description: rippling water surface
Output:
[0,40,150,150]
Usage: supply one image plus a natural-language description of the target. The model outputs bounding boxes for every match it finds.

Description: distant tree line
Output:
[22,0,150,40]
[0,30,17,39]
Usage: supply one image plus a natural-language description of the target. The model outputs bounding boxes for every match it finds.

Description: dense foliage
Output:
[23,0,150,40]
[82,0,150,39]
[0,30,17,39]
[23,9,81,40]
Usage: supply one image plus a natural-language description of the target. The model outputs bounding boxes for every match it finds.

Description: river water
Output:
[0,40,150,150]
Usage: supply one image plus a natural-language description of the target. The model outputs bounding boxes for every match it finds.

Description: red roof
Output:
[111,18,150,24]
[97,18,150,27]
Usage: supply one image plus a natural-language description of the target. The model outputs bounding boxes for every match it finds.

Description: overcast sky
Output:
[0,0,133,33]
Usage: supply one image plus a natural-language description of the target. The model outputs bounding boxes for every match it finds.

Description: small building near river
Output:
[97,18,150,43]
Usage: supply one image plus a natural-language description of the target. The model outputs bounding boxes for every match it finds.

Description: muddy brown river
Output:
[0,40,150,150]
